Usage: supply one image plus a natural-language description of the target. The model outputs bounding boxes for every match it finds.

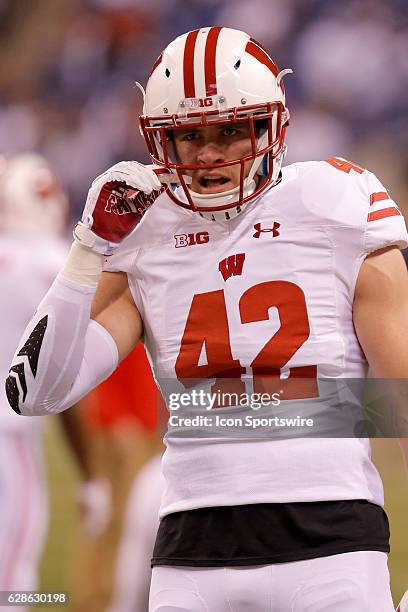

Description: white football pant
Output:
[0,432,48,612]
[149,551,394,611]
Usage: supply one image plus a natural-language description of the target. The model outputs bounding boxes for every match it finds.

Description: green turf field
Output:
[38,420,407,611]
[38,418,80,611]
[372,439,408,604]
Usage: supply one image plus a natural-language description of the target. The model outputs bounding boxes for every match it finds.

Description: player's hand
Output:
[76,476,112,537]
[74,161,164,256]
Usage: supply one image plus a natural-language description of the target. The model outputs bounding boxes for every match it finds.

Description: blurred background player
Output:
[106,452,164,612]
[68,344,162,612]
[0,154,113,611]
[0,153,68,608]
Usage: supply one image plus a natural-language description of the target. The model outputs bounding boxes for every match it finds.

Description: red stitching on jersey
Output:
[369,191,389,206]
[183,30,199,98]
[204,26,222,97]
[367,207,401,222]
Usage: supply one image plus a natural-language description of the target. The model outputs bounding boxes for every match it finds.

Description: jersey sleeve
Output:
[102,240,140,273]
[362,170,408,255]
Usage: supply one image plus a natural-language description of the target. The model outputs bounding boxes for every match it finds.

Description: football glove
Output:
[74,161,164,256]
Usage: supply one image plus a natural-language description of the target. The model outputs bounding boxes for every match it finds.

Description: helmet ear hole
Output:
[234,59,241,70]
[165,68,170,77]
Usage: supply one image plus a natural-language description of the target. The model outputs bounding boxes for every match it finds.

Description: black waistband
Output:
[152,500,390,567]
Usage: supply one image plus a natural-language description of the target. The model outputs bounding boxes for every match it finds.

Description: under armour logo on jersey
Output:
[253,222,280,239]
[219,253,246,281]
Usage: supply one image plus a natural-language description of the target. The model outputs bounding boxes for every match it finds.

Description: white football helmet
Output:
[139,27,292,220]
[0,153,68,236]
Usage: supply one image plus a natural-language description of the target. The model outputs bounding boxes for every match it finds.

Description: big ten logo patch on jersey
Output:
[174,232,209,248]
[219,253,246,281]
[253,221,280,239]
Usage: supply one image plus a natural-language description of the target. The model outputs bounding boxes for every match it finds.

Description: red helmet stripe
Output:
[183,29,199,98]
[249,37,272,58]
[149,53,162,78]
[204,26,222,97]
[245,39,280,80]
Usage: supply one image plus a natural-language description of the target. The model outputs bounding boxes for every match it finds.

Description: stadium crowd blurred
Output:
[0,0,407,221]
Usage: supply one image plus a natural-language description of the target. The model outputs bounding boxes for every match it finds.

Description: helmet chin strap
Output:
[183,152,284,222]
[184,135,285,212]
[185,129,269,210]
[186,176,257,209]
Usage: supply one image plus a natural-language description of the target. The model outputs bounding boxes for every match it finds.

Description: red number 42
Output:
[175,280,318,403]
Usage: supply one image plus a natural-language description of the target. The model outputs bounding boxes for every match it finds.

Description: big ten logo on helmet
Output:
[198,97,213,107]
[174,232,209,248]
[183,97,214,109]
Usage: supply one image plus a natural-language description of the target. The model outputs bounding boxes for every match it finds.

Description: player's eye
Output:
[180,132,200,142]
[223,127,239,137]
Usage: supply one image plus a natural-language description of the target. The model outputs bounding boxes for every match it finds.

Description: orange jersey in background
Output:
[86,344,159,432]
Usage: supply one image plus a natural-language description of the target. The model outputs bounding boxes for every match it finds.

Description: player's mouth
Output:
[196,174,232,193]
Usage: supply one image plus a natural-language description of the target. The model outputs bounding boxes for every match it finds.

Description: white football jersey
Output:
[0,233,67,432]
[104,158,408,517]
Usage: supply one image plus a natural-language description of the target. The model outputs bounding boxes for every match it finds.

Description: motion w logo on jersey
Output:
[219,253,246,281]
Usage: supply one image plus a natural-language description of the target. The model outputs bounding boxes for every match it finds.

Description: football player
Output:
[6,28,408,611]
[0,154,110,609]
[0,153,68,608]
[106,453,164,612]
[69,345,160,612]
